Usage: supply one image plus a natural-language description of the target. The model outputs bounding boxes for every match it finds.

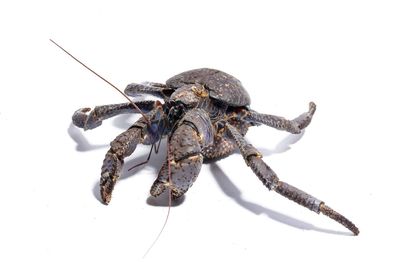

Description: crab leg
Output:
[72,100,157,130]
[245,102,316,134]
[225,123,359,235]
[125,82,172,99]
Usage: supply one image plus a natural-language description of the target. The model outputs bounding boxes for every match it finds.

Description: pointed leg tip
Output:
[309,102,317,114]
[101,194,111,205]
[320,203,359,236]
[100,185,112,205]
[350,225,360,236]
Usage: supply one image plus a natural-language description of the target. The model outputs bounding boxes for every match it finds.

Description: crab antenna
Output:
[49,39,150,124]
[143,139,173,258]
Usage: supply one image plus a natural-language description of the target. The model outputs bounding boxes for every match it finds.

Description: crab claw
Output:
[100,151,123,204]
[99,127,143,204]
[72,107,91,128]
[72,107,102,131]
[100,180,113,205]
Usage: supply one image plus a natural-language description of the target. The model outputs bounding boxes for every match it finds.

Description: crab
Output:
[72,68,359,235]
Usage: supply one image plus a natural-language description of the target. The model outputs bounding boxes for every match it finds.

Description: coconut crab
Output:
[71,68,359,235]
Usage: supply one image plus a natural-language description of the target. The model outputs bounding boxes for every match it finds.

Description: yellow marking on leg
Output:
[188,154,201,161]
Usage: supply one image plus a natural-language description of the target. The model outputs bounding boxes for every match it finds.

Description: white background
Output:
[1,1,399,261]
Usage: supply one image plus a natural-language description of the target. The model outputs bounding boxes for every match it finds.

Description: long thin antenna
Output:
[49,39,150,124]
[142,139,173,258]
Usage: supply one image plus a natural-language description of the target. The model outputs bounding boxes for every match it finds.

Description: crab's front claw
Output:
[72,107,102,131]
[100,178,115,205]
[100,151,123,205]
[99,126,143,204]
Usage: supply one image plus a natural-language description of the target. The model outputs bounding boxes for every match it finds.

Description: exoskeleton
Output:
[72,68,359,235]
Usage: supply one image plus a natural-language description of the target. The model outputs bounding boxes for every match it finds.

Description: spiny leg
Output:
[73,100,157,130]
[225,123,359,235]
[151,109,213,198]
[274,182,359,235]
[245,102,316,134]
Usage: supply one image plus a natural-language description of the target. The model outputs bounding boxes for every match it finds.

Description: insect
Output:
[51,40,358,236]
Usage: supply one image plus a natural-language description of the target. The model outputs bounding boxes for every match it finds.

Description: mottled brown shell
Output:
[166,68,251,106]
